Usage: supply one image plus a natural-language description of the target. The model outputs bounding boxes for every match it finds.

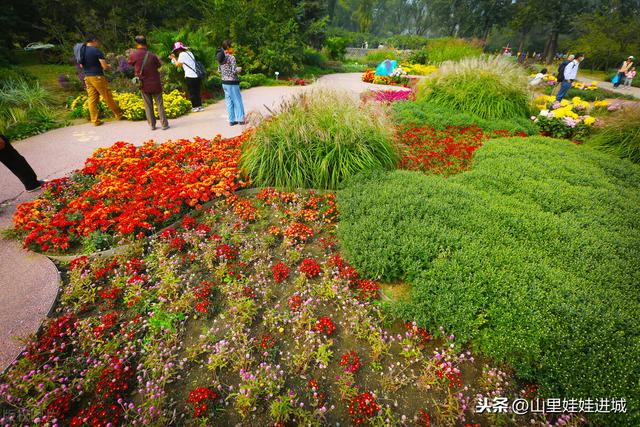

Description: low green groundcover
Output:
[337,137,640,423]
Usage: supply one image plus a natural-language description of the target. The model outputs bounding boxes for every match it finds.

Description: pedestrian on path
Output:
[614,56,634,88]
[553,54,574,96]
[128,35,169,130]
[0,135,45,192]
[80,35,123,126]
[556,53,584,102]
[624,66,636,89]
[216,40,245,126]
[169,42,204,113]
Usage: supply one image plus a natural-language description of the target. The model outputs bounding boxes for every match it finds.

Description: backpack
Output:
[73,43,87,65]
[556,60,568,82]
[184,52,207,79]
[215,48,226,65]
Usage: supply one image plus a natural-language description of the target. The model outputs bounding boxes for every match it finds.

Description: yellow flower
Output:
[593,100,609,108]
[584,116,596,126]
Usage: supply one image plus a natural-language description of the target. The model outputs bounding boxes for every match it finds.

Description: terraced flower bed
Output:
[0,189,583,426]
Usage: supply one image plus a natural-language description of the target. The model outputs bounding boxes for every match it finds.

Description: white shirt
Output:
[563,60,580,81]
[178,51,198,78]
[529,73,545,86]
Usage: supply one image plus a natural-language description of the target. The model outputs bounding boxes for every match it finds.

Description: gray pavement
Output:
[0,73,397,372]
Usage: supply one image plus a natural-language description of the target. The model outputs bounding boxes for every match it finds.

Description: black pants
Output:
[185,77,202,107]
[0,138,39,190]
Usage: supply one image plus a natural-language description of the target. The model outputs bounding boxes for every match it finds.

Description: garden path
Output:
[0,72,402,371]
[576,76,640,98]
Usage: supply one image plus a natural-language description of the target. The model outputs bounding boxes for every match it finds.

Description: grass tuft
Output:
[587,107,640,163]
[416,56,532,120]
[241,90,398,190]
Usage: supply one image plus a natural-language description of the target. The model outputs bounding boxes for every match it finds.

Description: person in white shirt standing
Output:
[169,41,204,112]
[556,52,584,102]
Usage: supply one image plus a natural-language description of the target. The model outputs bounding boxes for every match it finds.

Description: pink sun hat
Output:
[172,41,189,52]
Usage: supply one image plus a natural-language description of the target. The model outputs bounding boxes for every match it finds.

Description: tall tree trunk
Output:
[545,30,559,64]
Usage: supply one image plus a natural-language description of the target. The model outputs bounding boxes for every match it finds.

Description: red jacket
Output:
[128,48,163,94]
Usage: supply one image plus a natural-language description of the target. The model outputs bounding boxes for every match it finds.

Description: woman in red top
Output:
[128,35,169,130]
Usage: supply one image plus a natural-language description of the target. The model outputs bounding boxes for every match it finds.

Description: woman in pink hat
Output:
[169,41,204,112]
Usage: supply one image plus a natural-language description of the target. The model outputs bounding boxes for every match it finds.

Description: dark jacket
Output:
[128,48,163,94]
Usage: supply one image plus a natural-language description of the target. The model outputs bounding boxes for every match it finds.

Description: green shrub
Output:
[384,34,429,50]
[588,107,640,163]
[239,73,268,88]
[337,137,640,424]
[303,48,328,67]
[364,48,406,64]
[240,90,397,190]
[325,37,347,61]
[393,100,537,135]
[416,56,532,120]
[409,38,482,65]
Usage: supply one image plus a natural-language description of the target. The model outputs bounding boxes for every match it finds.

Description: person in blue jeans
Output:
[216,40,245,126]
[556,53,584,102]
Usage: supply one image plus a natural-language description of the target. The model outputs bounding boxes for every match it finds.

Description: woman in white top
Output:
[168,41,203,112]
[529,68,548,86]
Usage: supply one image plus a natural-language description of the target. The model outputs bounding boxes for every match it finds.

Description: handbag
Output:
[131,51,150,88]
[183,52,207,79]
[611,74,620,85]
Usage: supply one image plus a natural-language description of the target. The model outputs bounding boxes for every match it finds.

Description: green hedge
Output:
[392,100,537,135]
[337,137,640,424]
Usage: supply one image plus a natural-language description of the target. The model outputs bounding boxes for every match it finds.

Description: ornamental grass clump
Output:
[416,56,531,120]
[241,90,398,190]
[587,107,640,164]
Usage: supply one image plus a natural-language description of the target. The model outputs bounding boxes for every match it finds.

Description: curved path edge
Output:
[0,239,60,373]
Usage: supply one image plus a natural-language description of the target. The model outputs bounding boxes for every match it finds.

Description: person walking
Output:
[128,35,169,130]
[613,56,634,88]
[169,42,204,113]
[80,35,123,126]
[553,54,574,95]
[0,135,45,192]
[216,40,245,126]
[624,66,636,89]
[556,53,584,102]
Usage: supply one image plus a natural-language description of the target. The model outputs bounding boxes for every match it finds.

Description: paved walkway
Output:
[577,76,640,98]
[0,73,402,371]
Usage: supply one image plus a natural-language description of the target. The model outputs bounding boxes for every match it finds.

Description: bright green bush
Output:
[337,137,640,424]
[416,56,532,121]
[325,37,347,61]
[409,38,482,65]
[393,100,537,135]
[365,48,406,64]
[588,107,640,163]
[240,90,397,190]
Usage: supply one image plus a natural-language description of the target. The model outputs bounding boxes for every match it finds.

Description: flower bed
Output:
[532,95,597,141]
[364,89,415,104]
[0,188,584,426]
[398,125,526,176]
[361,68,415,88]
[68,89,192,121]
[12,133,249,253]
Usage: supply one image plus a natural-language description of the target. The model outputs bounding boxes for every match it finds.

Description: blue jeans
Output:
[556,80,572,101]
[222,84,245,123]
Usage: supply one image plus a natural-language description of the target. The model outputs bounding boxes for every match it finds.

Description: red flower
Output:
[315,316,336,335]
[417,409,432,426]
[271,262,290,284]
[288,294,303,311]
[187,386,218,417]
[299,257,322,278]
[349,391,380,425]
[357,279,380,301]
[340,351,362,373]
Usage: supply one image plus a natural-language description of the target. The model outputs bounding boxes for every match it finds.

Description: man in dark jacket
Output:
[128,35,169,130]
